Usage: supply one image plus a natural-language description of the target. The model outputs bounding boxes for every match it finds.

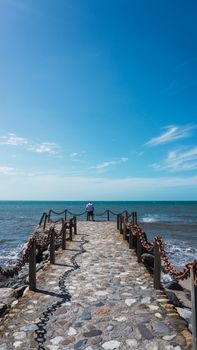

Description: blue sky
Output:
[0,0,197,200]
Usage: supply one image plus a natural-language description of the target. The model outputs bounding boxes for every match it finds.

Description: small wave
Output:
[165,241,197,267]
[140,215,160,223]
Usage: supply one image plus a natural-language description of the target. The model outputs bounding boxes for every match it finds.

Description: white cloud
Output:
[0,166,16,175]
[33,142,59,155]
[152,147,197,171]
[92,157,128,170]
[0,133,60,156]
[69,151,86,162]
[146,125,196,146]
[0,133,28,146]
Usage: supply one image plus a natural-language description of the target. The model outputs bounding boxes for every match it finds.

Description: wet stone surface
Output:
[0,222,192,349]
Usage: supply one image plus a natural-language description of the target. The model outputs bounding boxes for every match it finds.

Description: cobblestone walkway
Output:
[0,222,192,350]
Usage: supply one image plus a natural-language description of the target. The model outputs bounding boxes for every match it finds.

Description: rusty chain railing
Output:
[0,215,77,291]
[46,208,129,222]
[118,211,197,350]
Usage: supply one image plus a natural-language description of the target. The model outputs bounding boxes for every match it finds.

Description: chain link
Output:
[34,234,88,349]
[126,220,197,286]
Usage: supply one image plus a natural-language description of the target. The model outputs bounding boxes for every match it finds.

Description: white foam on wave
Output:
[140,215,159,223]
[165,241,197,267]
[0,245,23,267]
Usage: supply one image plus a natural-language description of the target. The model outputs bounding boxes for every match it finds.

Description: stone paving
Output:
[0,222,192,350]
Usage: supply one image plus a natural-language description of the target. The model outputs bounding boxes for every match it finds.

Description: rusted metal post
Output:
[107,210,110,221]
[129,228,134,249]
[69,219,73,241]
[43,214,48,229]
[73,216,77,235]
[191,264,197,350]
[48,210,51,222]
[154,242,161,290]
[29,239,36,291]
[120,215,123,234]
[125,211,128,221]
[117,214,120,230]
[62,224,66,250]
[135,212,138,225]
[137,235,142,263]
[50,229,55,264]
[123,220,127,240]
[131,212,134,225]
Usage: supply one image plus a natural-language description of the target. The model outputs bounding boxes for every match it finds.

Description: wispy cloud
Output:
[0,166,17,175]
[32,142,60,155]
[146,125,196,146]
[92,157,128,170]
[69,151,86,162]
[0,133,28,146]
[0,133,60,156]
[152,147,197,171]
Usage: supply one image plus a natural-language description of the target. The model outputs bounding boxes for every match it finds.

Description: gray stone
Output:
[81,311,92,320]
[74,339,87,349]
[111,295,122,301]
[13,285,28,298]
[95,302,105,307]
[102,340,121,349]
[138,324,154,340]
[83,329,102,337]
[0,288,15,305]
[165,291,184,307]
[152,321,170,335]
[91,336,103,345]
[165,281,183,291]
[74,322,83,328]
[124,325,133,336]
[0,344,8,350]
[20,324,37,332]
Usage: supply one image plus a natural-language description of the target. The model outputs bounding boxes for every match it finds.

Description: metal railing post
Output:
[69,219,73,241]
[29,239,36,291]
[137,235,142,263]
[74,216,77,235]
[48,210,51,222]
[117,214,120,230]
[154,242,161,290]
[135,212,138,225]
[50,229,55,264]
[129,228,134,249]
[131,212,135,225]
[64,209,67,221]
[43,214,48,229]
[107,210,110,221]
[123,220,127,240]
[62,223,66,250]
[191,264,197,350]
[120,215,123,234]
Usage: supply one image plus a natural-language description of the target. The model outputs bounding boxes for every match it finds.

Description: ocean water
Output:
[0,201,196,268]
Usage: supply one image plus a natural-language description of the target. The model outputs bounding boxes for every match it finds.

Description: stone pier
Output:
[0,222,192,350]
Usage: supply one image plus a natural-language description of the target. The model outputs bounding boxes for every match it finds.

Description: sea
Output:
[0,201,196,269]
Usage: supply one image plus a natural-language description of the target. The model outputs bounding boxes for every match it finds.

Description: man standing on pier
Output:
[86,202,94,221]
